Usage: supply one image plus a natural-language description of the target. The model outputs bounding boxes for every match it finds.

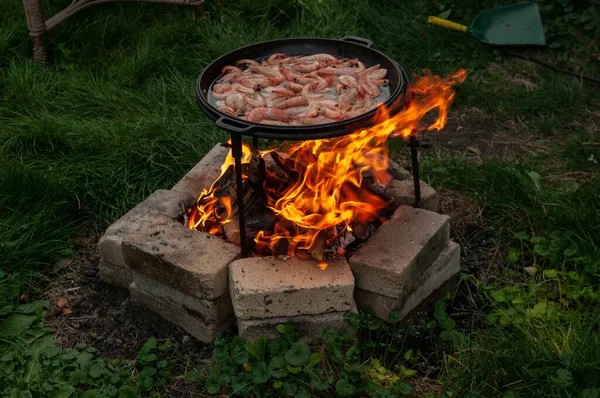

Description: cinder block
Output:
[122,214,239,300]
[98,189,195,267]
[238,310,354,343]
[130,282,234,343]
[355,241,460,322]
[99,260,133,290]
[349,205,449,298]
[132,271,233,323]
[172,143,230,198]
[229,256,355,320]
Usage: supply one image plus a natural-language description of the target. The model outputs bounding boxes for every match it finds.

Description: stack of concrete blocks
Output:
[350,206,460,322]
[98,143,460,342]
[229,256,356,342]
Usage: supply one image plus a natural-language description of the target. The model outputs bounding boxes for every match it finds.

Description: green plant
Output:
[0,270,174,397]
[192,318,419,397]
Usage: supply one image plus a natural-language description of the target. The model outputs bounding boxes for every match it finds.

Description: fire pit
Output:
[98,38,466,342]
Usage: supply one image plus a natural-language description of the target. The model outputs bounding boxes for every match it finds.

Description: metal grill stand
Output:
[229,133,421,258]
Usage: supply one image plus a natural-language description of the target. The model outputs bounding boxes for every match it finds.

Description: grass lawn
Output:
[1,0,599,396]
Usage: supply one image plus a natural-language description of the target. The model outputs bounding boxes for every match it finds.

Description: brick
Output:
[349,205,449,298]
[132,271,233,323]
[172,143,229,198]
[99,260,133,290]
[229,256,355,320]
[122,214,239,300]
[238,310,354,343]
[130,282,234,343]
[98,189,194,267]
[386,179,438,212]
[355,241,460,322]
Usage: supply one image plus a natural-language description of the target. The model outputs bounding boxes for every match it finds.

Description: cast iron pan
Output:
[196,36,410,140]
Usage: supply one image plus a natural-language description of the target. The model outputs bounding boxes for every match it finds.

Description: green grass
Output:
[1,0,600,395]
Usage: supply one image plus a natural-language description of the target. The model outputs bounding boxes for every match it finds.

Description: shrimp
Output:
[316,67,357,76]
[295,54,338,64]
[320,106,342,119]
[291,61,321,73]
[250,65,285,79]
[271,88,296,97]
[244,92,266,108]
[267,53,288,64]
[222,65,242,75]
[275,95,309,109]
[339,75,359,88]
[286,106,319,119]
[284,81,305,93]
[281,65,316,85]
[238,76,270,90]
[217,106,238,117]
[348,59,366,72]
[213,83,232,94]
[246,107,289,122]
[231,83,255,94]
[360,74,381,97]
[297,116,335,125]
[236,59,260,67]
[367,68,387,79]
[225,93,245,112]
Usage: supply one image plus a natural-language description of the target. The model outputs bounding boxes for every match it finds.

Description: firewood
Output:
[309,230,327,261]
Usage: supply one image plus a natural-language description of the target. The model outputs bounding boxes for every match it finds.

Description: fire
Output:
[188,69,466,257]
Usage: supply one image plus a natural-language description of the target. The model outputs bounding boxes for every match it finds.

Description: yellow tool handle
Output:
[428,16,467,33]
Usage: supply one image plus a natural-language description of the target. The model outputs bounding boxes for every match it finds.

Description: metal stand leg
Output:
[231,134,248,257]
[410,136,421,208]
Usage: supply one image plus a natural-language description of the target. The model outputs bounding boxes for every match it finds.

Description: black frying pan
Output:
[196,36,410,141]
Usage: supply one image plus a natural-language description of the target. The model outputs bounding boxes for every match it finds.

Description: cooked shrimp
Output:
[284,81,305,93]
[320,106,342,119]
[291,61,321,73]
[244,92,267,108]
[225,93,245,112]
[295,54,338,64]
[218,106,238,117]
[246,107,289,122]
[339,75,359,88]
[367,68,387,80]
[236,59,260,67]
[275,96,309,109]
[348,59,366,72]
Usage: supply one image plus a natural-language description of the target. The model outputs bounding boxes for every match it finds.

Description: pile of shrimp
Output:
[211,53,389,126]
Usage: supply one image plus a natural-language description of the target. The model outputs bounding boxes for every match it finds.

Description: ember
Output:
[188,69,466,258]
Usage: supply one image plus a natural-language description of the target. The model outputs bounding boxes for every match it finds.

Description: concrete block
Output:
[238,310,354,343]
[355,241,460,322]
[229,256,355,320]
[130,282,234,343]
[122,214,239,300]
[98,189,195,267]
[172,143,230,198]
[132,271,233,323]
[386,179,438,212]
[99,260,132,290]
[349,205,449,298]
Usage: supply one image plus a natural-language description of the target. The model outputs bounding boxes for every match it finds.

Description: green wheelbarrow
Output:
[428,2,546,46]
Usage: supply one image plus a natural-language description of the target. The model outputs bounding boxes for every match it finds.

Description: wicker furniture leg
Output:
[23,0,48,65]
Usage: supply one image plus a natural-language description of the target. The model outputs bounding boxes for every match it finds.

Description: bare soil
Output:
[44,236,212,361]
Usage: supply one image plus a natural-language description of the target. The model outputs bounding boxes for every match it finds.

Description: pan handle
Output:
[341,36,373,48]
[215,116,253,134]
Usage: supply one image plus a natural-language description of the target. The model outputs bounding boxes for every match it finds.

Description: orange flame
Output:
[187,139,252,232]
[188,69,466,257]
